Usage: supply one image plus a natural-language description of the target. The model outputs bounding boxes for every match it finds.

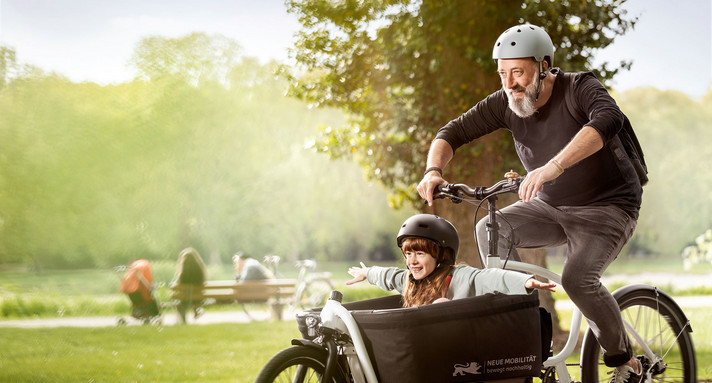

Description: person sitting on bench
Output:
[233,252,275,281]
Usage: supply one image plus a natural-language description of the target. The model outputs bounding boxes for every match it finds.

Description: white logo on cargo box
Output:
[452,362,482,376]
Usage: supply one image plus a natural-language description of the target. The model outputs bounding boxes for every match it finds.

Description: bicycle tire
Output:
[303,277,333,308]
[255,346,350,383]
[580,285,696,383]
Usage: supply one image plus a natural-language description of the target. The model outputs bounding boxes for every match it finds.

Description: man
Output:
[417,24,643,383]
[233,252,275,281]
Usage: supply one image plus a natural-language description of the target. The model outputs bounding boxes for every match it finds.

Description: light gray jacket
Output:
[366,265,533,300]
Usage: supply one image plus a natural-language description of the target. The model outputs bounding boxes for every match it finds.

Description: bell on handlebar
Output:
[504,170,520,184]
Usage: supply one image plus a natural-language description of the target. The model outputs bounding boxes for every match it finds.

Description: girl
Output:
[346,214,556,307]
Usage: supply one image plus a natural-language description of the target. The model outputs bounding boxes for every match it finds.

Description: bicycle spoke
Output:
[660,321,691,360]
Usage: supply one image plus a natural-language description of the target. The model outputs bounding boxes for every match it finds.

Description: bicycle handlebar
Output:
[434,171,522,201]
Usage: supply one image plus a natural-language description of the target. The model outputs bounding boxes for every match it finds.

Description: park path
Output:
[1,272,711,328]
[0,306,299,328]
[3,296,711,328]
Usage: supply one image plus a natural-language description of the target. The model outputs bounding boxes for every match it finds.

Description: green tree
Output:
[0,36,415,269]
[131,32,242,87]
[285,0,636,267]
[286,1,636,342]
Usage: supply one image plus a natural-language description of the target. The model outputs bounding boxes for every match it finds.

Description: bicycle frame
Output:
[262,256,333,310]
[478,179,668,383]
[319,297,378,383]
[439,177,667,382]
[485,254,580,383]
[488,254,666,383]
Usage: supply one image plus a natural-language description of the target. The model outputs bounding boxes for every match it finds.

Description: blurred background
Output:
[1,1,711,381]
[0,0,711,289]
[0,0,710,271]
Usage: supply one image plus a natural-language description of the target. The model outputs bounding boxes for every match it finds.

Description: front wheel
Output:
[580,285,696,382]
[255,346,349,383]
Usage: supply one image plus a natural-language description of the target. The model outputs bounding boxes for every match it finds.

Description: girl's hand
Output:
[525,278,557,292]
[346,262,370,285]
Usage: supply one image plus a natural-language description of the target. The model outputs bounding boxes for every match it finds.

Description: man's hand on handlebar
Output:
[417,172,448,207]
[519,162,562,202]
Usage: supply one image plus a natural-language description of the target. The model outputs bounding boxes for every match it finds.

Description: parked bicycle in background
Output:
[262,255,333,310]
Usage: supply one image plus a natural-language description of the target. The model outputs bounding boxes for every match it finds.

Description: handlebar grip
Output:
[432,178,521,201]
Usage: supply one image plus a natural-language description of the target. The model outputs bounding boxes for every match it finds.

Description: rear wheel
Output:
[255,346,349,383]
[580,286,696,382]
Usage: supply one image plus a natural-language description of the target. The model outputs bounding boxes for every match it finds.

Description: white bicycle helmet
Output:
[492,24,554,67]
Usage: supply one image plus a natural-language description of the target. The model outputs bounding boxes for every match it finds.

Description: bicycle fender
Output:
[291,338,325,349]
[611,283,692,333]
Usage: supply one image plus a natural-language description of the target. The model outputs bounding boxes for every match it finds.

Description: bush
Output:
[0,293,129,319]
[341,285,396,303]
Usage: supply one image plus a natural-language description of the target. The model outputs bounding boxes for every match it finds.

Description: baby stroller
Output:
[118,259,161,325]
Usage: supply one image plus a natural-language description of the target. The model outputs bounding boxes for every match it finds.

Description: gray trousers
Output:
[475,197,637,367]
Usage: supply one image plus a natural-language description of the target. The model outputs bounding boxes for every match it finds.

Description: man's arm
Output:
[519,125,604,202]
[417,138,454,206]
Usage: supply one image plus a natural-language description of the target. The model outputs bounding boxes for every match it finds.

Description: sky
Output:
[0,0,710,98]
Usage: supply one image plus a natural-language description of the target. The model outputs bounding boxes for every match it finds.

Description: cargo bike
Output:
[256,172,696,383]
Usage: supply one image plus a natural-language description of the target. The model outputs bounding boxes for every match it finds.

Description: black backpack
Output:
[560,71,648,186]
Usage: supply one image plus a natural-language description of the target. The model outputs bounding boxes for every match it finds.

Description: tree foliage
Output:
[285,0,636,264]
[285,0,636,203]
[0,36,415,269]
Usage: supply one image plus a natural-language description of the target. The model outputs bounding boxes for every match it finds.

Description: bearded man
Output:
[417,24,644,383]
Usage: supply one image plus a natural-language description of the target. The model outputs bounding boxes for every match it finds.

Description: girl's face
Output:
[403,249,437,280]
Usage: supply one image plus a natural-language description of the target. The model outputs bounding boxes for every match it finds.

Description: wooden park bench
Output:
[170,279,297,323]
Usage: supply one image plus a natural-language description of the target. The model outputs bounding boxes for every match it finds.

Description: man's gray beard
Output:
[505,81,538,118]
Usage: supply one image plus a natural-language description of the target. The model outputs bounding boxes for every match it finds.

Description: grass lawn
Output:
[0,303,709,382]
[0,321,299,382]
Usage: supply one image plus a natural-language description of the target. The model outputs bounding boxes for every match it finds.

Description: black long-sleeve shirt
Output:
[436,69,642,215]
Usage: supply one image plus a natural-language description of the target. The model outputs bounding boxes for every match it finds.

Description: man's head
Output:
[492,24,555,117]
[232,252,251,273]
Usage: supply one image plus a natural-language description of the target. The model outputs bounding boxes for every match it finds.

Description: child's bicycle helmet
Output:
[397,214,459,262]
